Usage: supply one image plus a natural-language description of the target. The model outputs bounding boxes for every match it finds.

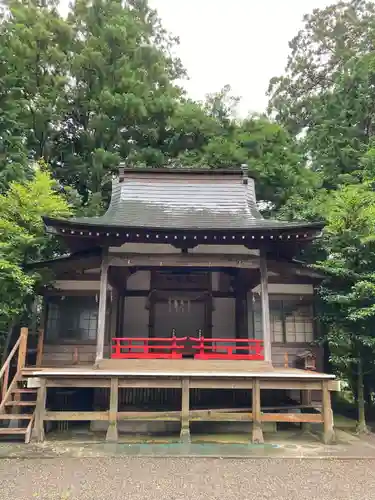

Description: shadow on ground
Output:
[1,427,375,459]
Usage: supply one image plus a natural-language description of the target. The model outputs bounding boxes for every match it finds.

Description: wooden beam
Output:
[106,377,119,441]
[44,411,109,421]
[31,379,46,442]
[95,252,109,364]
[109,253,259,269]
[190,411,252,422]
[180,377,190,443]
[252,379,264,443]
[117,408,252,421]
[261,413,323,423]
[118,379,181,389]
[35,254,102,277]
[260,380,339,391]
[108,266,131,292]
[322,380,335,444]
[39,377,339,392]
[117,411,180,421]
[46,378,111,388]
[260,251,272,363]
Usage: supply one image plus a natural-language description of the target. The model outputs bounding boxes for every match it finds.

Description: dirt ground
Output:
[0,457,374,500]
[0,429,375,499]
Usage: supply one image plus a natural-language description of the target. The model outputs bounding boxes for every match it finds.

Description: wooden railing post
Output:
[1,365,9,401]
[199,336,205,357]
[36,328,44,367]
[17,327,28,372]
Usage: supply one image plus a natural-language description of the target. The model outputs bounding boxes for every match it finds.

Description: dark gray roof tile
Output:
[47,171,323,232]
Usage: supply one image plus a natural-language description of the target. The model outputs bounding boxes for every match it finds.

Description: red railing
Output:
[111,336,264,360]
[190,337,264,360]
[111,336,187,359]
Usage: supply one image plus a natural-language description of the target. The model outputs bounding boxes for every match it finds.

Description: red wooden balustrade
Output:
[111,336,264,360]
[190,337,264,360]
[111,336,187,359]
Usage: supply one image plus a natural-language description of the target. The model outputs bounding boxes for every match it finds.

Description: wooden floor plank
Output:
[22,359,335,381]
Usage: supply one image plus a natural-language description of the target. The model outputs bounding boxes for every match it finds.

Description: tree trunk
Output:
[356,356,369,434]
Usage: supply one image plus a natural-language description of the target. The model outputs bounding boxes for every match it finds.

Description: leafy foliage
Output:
[0,167,71,333]
[3,0,375,432]
[268,0,375,134]
[314,185,375,431]
[268,0,375,429]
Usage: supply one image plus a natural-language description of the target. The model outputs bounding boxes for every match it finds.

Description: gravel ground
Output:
[0,457,374,500]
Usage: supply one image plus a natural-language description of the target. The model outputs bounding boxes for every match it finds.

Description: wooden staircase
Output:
[0,327,38,443]
[0,381,36,442]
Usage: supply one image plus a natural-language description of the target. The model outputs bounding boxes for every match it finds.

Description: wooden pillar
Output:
[322,380,335,444]
[180,377,191,443]
[116,293,123,337]
[31,379,47,442]
[96,252,109,364]
[17,327,29,372]
[106,377,119,442]
[252,378,264,443]
[259,251,272,363]
[301,388,312,432]
[108,288,118,348]
[36,328,44,367]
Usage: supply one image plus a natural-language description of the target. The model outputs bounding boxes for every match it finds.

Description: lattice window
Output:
[271,295,314,343]
[284,303,314,343]
[46,296,99,342]
[252,294,314,344]
[269,299,284,343]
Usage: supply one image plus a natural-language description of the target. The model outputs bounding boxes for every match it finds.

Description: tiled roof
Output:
[45,170,323,232]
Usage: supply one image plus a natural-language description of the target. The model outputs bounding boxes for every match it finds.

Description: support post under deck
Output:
[31,379,46,442]
[322,380,335,444]
[301,389,312,432]
[180,377,191,443]
[106,377,119,442]
[252,378,264,444]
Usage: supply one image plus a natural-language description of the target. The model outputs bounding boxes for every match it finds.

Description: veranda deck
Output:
[22,359,338,390]
[20,360,338,445]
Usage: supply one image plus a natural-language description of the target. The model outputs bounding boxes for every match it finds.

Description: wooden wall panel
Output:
[42,344,98,366]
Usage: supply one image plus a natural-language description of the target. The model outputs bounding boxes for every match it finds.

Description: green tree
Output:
[268,0,375,134]
[0,0,185,207]
[0,0,72,191]
[52,0,184,205]
[314,184,375,432]
[0,166,72,341]
[303,52,375,190]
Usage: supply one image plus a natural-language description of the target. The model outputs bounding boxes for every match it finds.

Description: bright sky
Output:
[61,0,334,116]
[148,0,334,116]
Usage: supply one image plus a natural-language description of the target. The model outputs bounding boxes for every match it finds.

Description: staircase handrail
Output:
[0,327,28,405]
[0,336,21,381]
